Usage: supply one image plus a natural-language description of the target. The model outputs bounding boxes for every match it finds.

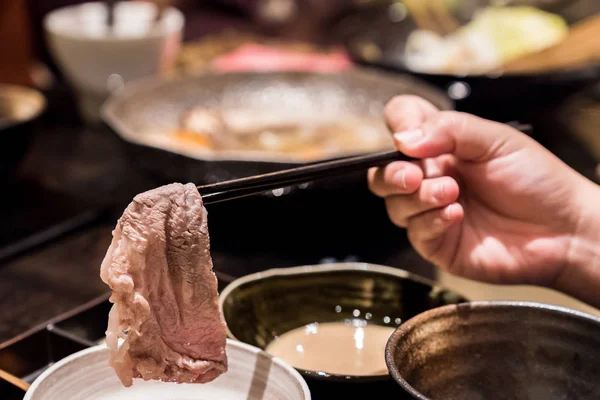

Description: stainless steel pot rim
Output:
[100,68,454,164]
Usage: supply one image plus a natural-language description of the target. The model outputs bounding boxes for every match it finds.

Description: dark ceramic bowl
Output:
[386,301,600,400]
[0,85,46,179]
[329,0,600,122]
[219,263,467,399]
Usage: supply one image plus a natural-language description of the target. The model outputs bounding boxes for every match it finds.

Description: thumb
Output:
[384,95,439,132]
[393,111,526,162]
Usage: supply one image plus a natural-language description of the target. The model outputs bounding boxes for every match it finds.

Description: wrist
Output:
[555,179,600,308]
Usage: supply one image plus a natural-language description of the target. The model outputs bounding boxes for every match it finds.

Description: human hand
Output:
[369,95,600,299]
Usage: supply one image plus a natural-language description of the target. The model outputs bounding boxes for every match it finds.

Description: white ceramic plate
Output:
[24,339,310,400]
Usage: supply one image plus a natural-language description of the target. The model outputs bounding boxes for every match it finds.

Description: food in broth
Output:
[167,106,392,160]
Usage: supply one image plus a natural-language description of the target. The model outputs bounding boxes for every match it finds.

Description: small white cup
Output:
[44,1,184,123]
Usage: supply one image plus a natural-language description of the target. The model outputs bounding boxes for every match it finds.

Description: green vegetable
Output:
[463,6,568,62]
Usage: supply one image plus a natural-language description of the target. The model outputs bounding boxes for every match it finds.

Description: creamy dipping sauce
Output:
[265,321,395,376]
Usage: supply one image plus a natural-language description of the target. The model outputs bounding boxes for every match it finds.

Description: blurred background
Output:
[2,0,600,352]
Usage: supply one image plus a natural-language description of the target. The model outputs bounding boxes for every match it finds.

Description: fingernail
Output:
[434,183,446,200]
[392,171,407,189]
[442,204,459,220]
[393,129,424,146]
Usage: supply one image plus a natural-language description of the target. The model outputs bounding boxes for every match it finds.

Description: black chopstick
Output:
[198,150,414,205]
[198,122,532,205]
[106,0,116,30]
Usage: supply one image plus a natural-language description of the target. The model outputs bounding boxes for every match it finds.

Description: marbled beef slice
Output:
[100,182,227,387]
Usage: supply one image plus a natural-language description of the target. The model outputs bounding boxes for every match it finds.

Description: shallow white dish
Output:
[24,339,310,400]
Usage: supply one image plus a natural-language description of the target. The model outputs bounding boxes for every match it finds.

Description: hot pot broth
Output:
[171,106,393,160]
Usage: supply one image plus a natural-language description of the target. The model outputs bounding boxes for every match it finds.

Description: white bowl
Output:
[43,1,184,122]
[24,340,310,400]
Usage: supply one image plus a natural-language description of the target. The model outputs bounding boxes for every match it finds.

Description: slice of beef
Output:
[100,183,227,387]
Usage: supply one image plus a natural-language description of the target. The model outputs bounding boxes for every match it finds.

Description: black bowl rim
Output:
[0,84,47,131]
[384,300,600,400]
[218,262,468,383]
[100,68,453,165]
[352,52,600,81]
